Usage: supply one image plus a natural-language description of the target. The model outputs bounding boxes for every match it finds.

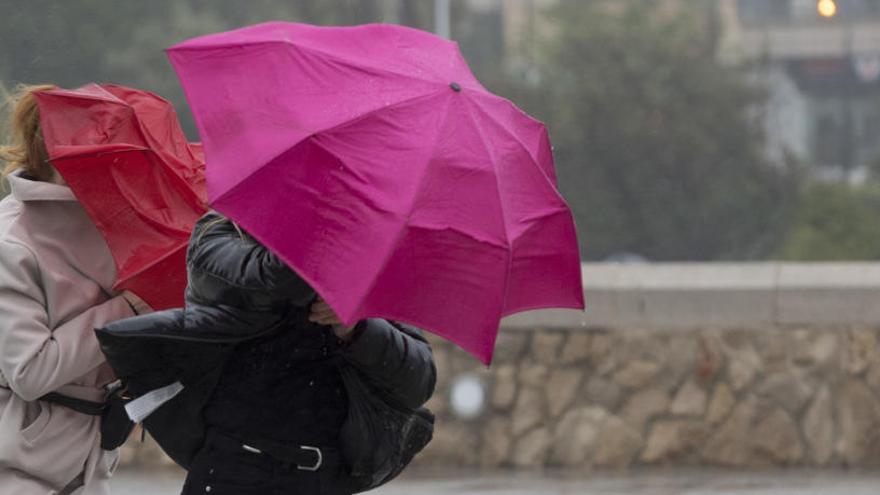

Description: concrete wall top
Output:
[501,263,880,330]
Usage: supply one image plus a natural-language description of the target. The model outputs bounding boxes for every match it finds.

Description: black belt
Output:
[206,429,336,472]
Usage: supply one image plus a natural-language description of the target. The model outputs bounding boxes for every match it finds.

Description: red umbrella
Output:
[35,84,207,309]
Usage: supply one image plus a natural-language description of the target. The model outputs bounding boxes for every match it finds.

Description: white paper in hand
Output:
[124,381,184,423]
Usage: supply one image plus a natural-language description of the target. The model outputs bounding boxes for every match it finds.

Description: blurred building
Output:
[719,0,880,177]
[456,0,880,177]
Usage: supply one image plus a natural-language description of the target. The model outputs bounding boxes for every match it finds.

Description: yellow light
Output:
[817,0,837,18]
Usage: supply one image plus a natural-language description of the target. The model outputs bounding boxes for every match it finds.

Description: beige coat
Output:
[0,173,146,494]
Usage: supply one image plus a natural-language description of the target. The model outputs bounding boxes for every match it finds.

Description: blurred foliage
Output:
[0,0,432,136]
[779,182,880,261]
[0,0,806,260]
[486,0,798,261]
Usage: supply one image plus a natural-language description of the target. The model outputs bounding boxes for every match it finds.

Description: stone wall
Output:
[119,263,880,469]
[419,326,880,468]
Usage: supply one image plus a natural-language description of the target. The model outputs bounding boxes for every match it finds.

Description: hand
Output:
[308,298,357,341]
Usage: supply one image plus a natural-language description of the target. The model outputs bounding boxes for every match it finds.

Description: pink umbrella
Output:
[168,22,583,364]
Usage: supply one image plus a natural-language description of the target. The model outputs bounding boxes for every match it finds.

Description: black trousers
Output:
[181,431,352,495]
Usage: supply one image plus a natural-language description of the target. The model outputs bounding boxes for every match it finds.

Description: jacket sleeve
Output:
[341,319,437,410]
[187,212,315,306]
[0,240,136,401]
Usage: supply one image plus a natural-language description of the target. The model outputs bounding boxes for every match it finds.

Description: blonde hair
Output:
[0,83,58,183]
[196,213,252,245]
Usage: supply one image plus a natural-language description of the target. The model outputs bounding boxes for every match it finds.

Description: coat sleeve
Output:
[187,213,315,306]
[0,240,136,401]
[340,319,437,410]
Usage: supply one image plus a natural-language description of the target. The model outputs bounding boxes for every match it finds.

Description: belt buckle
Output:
[297,445,322,471]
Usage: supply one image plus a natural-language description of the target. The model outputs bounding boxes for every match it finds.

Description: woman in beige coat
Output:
[0,85,151,494]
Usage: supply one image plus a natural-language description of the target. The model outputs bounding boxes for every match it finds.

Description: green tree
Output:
[0,0,430,137]
[780,182,880,261]
[488,0,797,261]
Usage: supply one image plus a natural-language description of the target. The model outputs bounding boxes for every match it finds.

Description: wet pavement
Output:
[110,468,880,494]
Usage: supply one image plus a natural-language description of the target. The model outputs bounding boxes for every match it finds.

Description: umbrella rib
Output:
[468,94,574,245]
[311,90,445,138]
[290,41,455,88]
[461,97,514,318]
[39,87,129,106]
[469,92,560,192]
[128,106,208,209]
[51,148,203,235]
[350,92,455,317]
[173,39,450,89]
[115,242,188,286]
[212,90,445,206]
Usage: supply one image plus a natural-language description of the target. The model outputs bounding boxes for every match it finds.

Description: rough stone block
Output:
[793,331,839,370]
[512,387,546,436]
[519,364,549,388]
[532,331,565,364]
[756,369,815,414]
[613,360,661,389]
[621,387,670,431]
[491,364,517,410]
[752,408,804,464]
[670,380,708,417]
[845,328,878,376]
[560,332,593,365]
[550,407,606,466]
[836,379,880,465]
[706,382,736,425]
[511,427,552,468]
[726,343,762,392]
[641,420,708,463]
[492,332,530,362]
[585,376,623,411]
[546,368,585,418]
[480,417,512,468]
[804,385,834,465]
[702,396,758,467]
[593,415,644,468]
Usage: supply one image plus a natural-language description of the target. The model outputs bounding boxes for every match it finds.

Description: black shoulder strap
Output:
[40,392,106,416]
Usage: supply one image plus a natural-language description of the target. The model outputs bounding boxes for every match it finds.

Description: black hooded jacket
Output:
[95,212,436,469]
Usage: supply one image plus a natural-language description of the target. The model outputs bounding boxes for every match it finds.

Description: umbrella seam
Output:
[211,91,445,206]
[290,41,460,90]
[48,145,151,158]
[349,91,455,318]
[127,102,208,209]
[468,92,562,202]
[37,87,129,106]
[114,243,189,287]
[467,94,574,249]
[461,96,513,321]
[401,223,508,249]
[311,91,444,140]
[51,150,202,235]
[170,36,473,91]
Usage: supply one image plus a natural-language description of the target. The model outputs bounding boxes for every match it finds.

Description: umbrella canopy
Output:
[36,84,207,309]
[168,22,583,363]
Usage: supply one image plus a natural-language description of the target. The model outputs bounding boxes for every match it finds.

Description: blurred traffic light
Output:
[817,0,838,18]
